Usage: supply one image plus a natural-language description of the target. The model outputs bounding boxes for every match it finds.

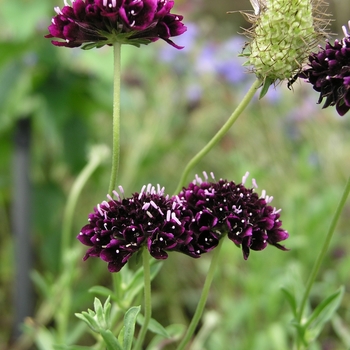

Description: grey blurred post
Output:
[12,117,34,338]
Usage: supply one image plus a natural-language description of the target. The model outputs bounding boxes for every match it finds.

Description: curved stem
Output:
[176,238,224,350]
[134,248,152,350]
[58,146,109,343]
[108,42,122,194]
[61,146,109,269]
[174,78,262,194]
[297,175,350,323]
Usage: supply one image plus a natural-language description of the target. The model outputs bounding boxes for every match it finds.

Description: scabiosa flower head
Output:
[78,184,191,272]
[45,0,187,49]
[176,172,289,260]
[241,0,329,91]
[299,22,350,116]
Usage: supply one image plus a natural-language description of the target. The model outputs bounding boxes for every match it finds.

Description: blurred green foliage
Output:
[1,0,350,349]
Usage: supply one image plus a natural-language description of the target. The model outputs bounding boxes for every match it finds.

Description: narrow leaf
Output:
[100,329,123,350]
[89,286,113,298]
[137,314,169,338]
[281,287,298,318]
[259,77,273,99]
[304,286,344,342]
[123,306,141,350]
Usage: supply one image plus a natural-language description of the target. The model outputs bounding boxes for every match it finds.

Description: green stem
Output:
[61,146,108,269]
[108,42,122,194]
[176,238,224,350]
[134,248,152,350]
[297,175,350,324]
[174,78,262,194]
[58,146,109,343]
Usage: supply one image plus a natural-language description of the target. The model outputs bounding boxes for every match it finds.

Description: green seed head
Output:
[244,0,330,83]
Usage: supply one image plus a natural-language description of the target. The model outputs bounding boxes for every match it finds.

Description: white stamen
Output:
[166,210,171,221]
[139,185,146,199]
[112,190,120,200]
[252,178,258,188]
[242,171,249,185]
[210,172,215,179]
[142,202,150,210]
[171,212,181,226]
[203,171,208,180]
[101,200,110,208]
[150,200,158,209]
[118,185,124,197]
[97,204,104,216]
[342,25,349,38]
[261,189,266,199]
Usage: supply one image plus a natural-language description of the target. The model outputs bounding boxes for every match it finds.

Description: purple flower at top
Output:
[176,172,289,260]
[78,184,191,272]
[45,0,187,49]
[299,21,350,116]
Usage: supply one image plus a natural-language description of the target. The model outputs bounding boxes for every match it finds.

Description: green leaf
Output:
[124,261,162,302]
[75,311,99,333]
[332,314,350,348]
[259,77,274,99]
[281,287,298,318]
[54,345,95,350]
[137,314,169,338]
[30,270,51,299]
[89,285,113,298]
[304,286,344,343]
[122,306,141,350]
[146,324,186,350]
[100,329,123,350]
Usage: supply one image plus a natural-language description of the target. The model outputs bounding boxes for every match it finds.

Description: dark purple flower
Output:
[175,172,289,260]
[78,184,191,272]
[299,22,350,116]
[45,0,187,49]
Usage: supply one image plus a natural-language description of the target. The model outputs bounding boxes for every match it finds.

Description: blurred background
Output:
[1,0,350,349]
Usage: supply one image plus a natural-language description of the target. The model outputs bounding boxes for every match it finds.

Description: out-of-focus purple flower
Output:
[45,0,187,50]
[299,22,350,116]
[214,37,247,84]
[175,172,289,259]
[78,184,190,272]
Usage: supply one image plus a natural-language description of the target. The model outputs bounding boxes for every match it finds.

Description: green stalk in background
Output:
[297,176,350,324]
[176,238,224,350]
[134,248,152,350]
[174,78,262,194]
[108,42,122,195]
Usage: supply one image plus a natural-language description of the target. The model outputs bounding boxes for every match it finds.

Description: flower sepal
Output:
[80,30,152,50]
